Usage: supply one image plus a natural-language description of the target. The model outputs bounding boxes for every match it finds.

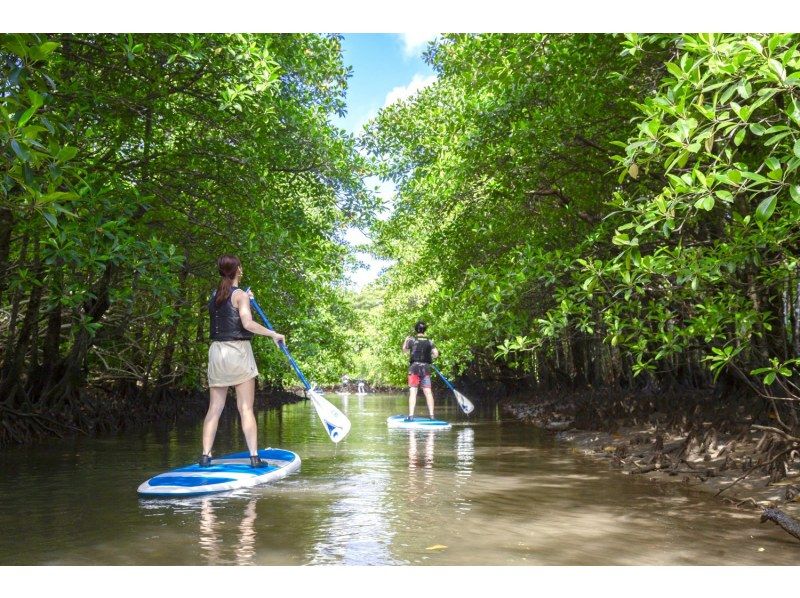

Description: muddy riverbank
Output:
[502,397,800,544]
[0,384,306,448]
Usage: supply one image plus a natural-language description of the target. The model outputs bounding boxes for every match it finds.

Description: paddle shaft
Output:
[247,291,311,391]
[431,363,456,392]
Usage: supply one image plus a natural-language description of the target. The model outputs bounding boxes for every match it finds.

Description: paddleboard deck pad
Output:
[137,448,300,497]
[387,415,452,430]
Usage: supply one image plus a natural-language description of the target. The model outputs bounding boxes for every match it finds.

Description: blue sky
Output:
[337,34,438,290]
[338,33,436,134]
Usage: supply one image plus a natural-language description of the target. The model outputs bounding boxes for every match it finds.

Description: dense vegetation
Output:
[3,33,800,473]
[362,33,800,468]
[1,33,372,444]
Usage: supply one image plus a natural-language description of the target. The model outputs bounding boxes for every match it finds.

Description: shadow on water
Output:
[0,393,798,564]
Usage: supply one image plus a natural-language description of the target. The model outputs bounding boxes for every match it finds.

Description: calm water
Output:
[0,393,798,565]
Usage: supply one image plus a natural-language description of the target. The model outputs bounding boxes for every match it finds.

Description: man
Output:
[402,321,439,421]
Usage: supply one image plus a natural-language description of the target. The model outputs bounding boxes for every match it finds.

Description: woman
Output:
[201,254,285,468]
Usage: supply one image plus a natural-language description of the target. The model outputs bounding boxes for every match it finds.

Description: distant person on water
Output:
[201,254,285,468]
[402,321,439,421]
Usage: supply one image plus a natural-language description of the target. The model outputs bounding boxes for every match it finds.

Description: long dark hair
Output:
[215,254,241,306]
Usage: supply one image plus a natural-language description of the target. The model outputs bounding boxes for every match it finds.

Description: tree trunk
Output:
[0,234,44,408]
[0,207,14,306]
[30,265,64,402]
[40,263,116,411]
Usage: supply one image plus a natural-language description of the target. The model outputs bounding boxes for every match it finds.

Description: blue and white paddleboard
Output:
[137,448,301,497]
[386,415,452,430]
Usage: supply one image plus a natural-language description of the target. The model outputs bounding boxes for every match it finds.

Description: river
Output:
[1,393,797,565]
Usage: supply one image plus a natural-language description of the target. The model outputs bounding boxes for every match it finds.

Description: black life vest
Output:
[208,287,254,342]
[409,336,434,364]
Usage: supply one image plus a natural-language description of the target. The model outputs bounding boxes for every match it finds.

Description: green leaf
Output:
[56,146,78,162]
[27,90,44,109]
[697,195,715,210]
[765,130,793,146]
[665,62,684,79]
[794,139,800,159]
[10,139,30,162]
[745,37,763,54]
[39,191,79,203]
[38,41,60,57]
[754,194,777,223]
[43,212,57,228]
[17,106,37,128]
[741,171,769,184]
[790,185,800,204]
[715,190,733,202]
[612,233,630,246]
[734,128,745,146]
[768,58,786,81]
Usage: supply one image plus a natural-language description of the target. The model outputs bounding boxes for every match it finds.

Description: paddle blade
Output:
[307,388,351,443]
[454,389,474,415]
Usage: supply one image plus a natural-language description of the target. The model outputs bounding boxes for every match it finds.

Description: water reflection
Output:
[198,499,221,564]
[198,497,258,565]
[236,499,257,565]
[306,465,398,565]
[455,427,474,479]
[408,430,436,470]
[3,394,800,565]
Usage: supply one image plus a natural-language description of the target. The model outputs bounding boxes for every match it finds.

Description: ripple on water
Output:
[1,395,799,565]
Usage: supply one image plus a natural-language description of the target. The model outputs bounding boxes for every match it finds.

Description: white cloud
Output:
[400,33,439,58]
[384,73,437,107]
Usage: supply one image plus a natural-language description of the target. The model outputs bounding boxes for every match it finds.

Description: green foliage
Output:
[583,34,800,392]
[1,33,371,406]
[362,33,800,417]
[362,34,654,383]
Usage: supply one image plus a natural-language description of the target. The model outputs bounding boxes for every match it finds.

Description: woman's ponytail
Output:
[215,254,241,306]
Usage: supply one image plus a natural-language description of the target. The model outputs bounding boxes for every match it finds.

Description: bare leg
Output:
[235,377,258,455]
[422,387,435,419]
[203,386,228,456]
[408,386,418,418]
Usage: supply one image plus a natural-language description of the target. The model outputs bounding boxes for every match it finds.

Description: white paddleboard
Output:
[387,415,452,430]
[137,448,300,497]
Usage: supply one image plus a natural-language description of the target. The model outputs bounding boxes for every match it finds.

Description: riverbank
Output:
[0,384,306,447]
[502,397,800,542]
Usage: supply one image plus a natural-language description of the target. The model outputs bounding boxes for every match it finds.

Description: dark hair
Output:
[215,254,241,306]
[414,320,427,333]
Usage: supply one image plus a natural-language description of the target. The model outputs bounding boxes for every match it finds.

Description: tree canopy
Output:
[361,33,800,435]
[1,33,373,442]
[3,32,799,447]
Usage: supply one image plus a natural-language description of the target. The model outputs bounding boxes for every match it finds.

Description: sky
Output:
[336,33,438,291]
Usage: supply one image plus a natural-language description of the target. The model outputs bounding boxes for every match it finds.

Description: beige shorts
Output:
[207,340,259,387]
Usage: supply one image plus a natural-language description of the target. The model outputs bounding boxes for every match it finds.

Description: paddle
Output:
[247,291,351,443]
[431,364,474,415]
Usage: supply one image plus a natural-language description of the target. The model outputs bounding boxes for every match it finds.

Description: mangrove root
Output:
[760,507,800,543]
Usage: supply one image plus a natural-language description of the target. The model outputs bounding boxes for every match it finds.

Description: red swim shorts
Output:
[408,363,432,388]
